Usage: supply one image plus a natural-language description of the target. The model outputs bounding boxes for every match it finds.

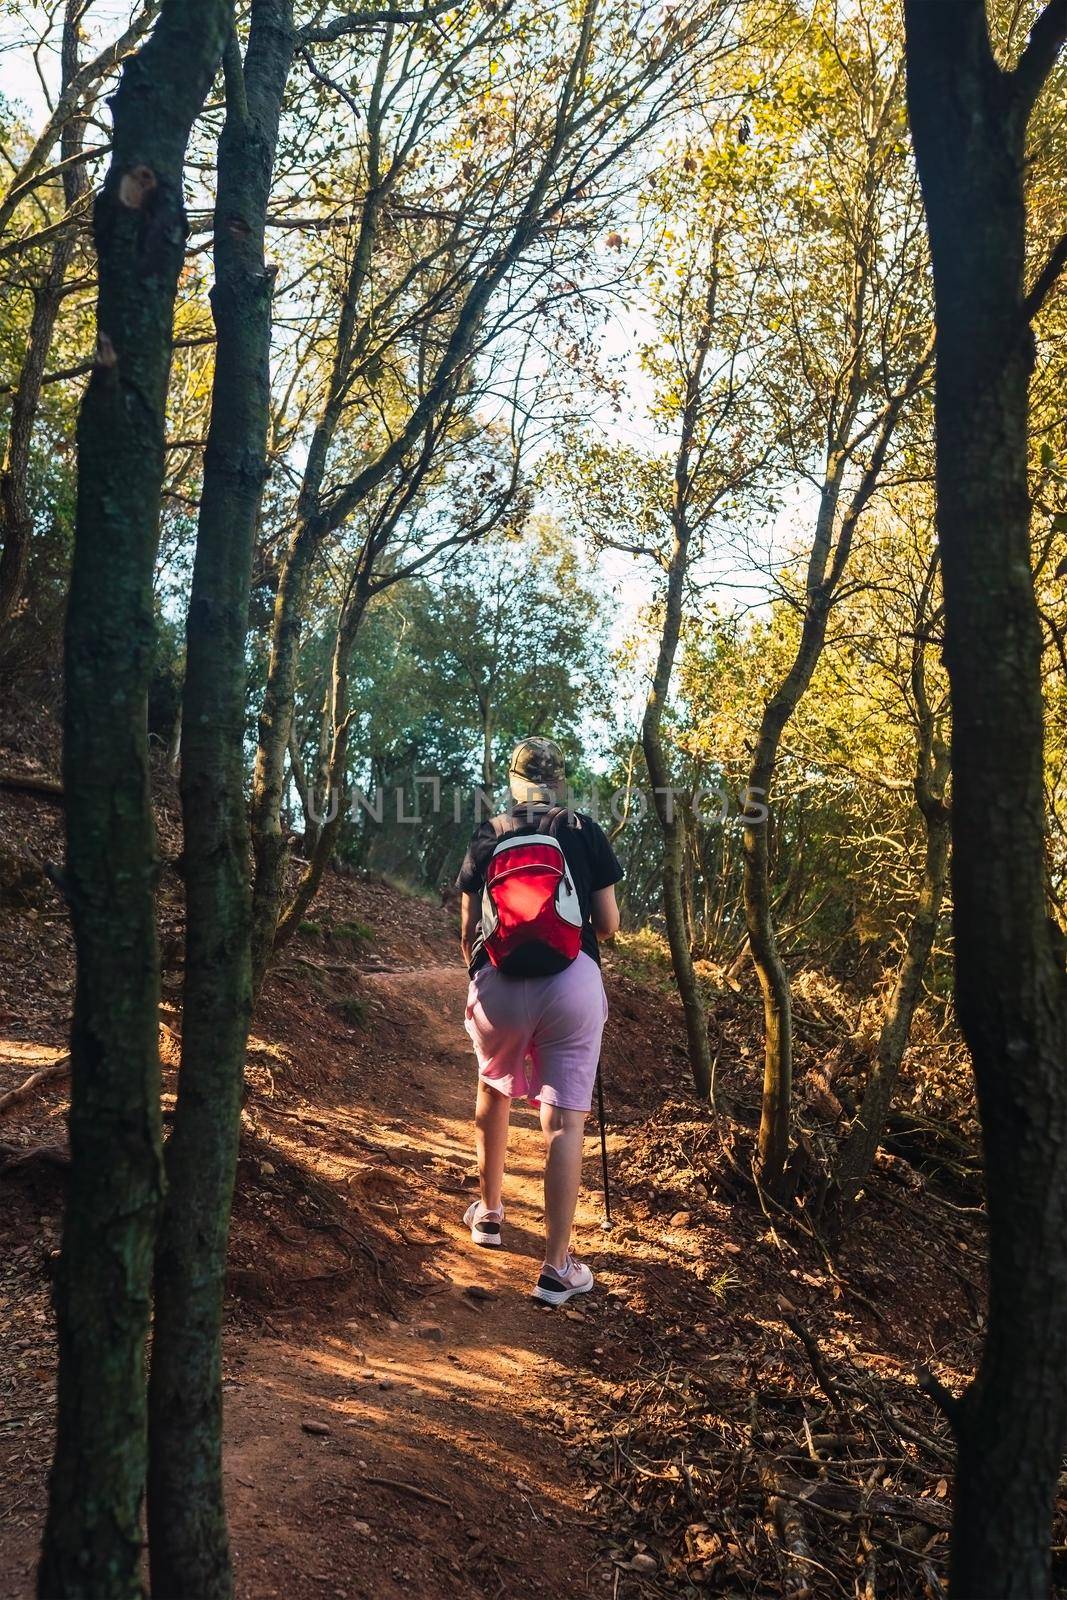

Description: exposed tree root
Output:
[0,1055,70,1115]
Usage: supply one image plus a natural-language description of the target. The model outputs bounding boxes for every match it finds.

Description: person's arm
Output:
[460,891,481,965]
[455,820,492,965]
[591,884,620,940]
[584,817,623,941]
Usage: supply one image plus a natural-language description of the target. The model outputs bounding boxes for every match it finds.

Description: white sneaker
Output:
[463,1200,504,1247]
[532,1253,594,1306]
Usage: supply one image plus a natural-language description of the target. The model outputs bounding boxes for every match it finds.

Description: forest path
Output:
[223,961,618,1600]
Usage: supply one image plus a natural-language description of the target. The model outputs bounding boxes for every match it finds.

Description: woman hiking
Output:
[455,737,623,1306]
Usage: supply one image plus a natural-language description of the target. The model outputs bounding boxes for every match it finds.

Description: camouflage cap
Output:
[508,736,566,787]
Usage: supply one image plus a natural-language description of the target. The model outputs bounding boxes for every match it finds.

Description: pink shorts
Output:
[464,951,609,1112]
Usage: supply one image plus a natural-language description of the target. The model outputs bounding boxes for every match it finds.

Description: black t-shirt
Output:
[456,803,624,975]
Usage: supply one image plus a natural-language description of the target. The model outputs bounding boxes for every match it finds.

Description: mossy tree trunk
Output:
[146,8,292,1598]
[38,3,232,1596]
[904,3,1067,1594]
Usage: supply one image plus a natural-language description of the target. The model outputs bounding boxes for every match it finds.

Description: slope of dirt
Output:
[2,760,1062,1598]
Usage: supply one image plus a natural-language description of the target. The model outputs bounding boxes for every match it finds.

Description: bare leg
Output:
[540,1103,587,1269]
[475,1078,511,1212]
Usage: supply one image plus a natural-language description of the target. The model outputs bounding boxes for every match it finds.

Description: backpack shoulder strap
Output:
[537,805,581,836]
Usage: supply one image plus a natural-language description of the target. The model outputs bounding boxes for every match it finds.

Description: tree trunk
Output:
[0,0,88,636]
[37,5,232,1596]
[146,9,291,1598]
[273,577,367,953]
[680,806,697,953]
[245,15,594,989]
[642,521,712,1100]
[743,545,837,1192]
[481,698,495,791]
[247,46,394,991]
[832,745,950,1205]
[744,338,929,1194]
[166,696,182,776]
[251,526,318,990]
[904,4,1067,1594]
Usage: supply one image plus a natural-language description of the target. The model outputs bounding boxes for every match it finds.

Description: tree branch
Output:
[298,0,454,43]
[220,25,248,124]
[917,1365,966,1435]
[1025,230,1067,322]
[0,333,216,397]
[1011,0,1067,115]
[0,2,160,244]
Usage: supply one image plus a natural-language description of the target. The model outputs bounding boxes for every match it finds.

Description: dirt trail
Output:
[221,962,618,1600]
[0,761,1006,1600]
[1,882,1002,1600]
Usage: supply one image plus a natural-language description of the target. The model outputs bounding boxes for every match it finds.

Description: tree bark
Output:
[904,3,1067,1595]
[37,4,232,1596]
[642,520,712,1099]
[251,524,319,988]
[146,9,291,1598]
[0,0,89,636]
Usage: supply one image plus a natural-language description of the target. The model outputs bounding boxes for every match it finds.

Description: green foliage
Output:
[332,995,366,1027]
[148,609,185,749]
[288,519,609,888]
[611,928,679,991]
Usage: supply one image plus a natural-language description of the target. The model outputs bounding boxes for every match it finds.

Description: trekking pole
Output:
[595,1059,612,1230]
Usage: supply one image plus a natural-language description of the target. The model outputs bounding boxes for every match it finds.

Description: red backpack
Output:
[481,807,583,977]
